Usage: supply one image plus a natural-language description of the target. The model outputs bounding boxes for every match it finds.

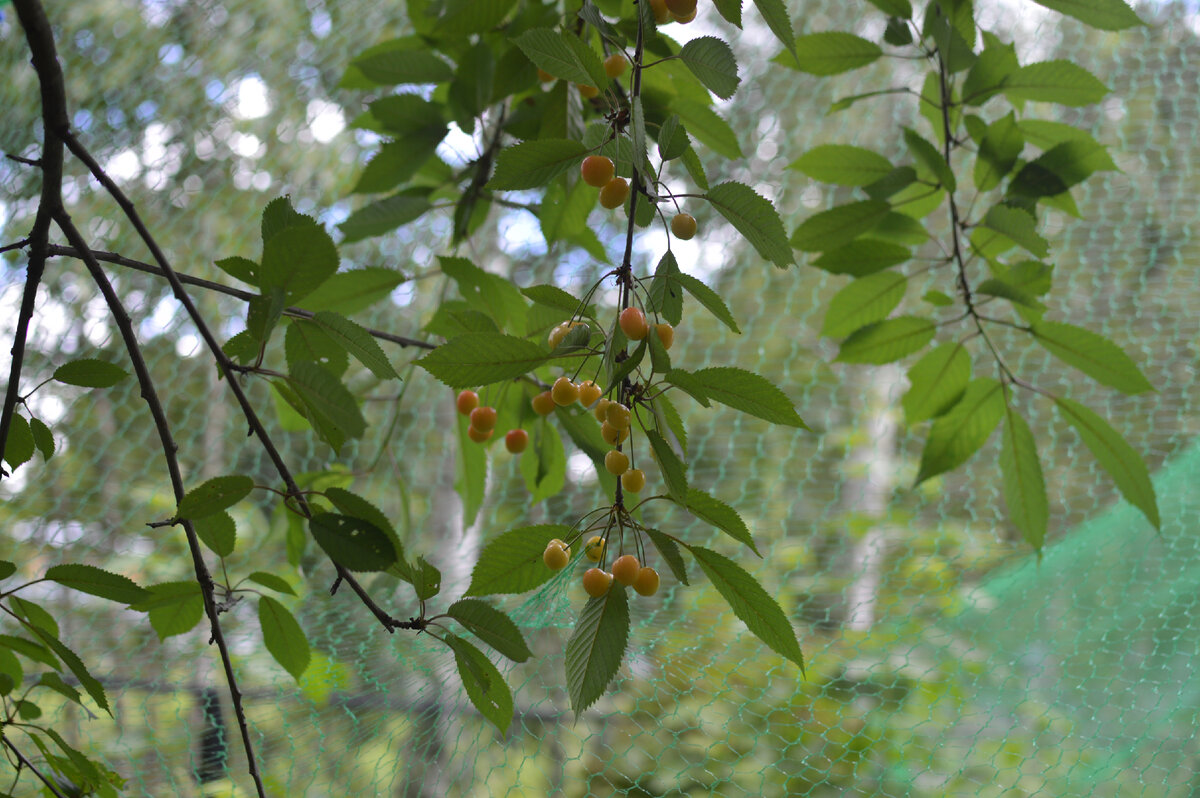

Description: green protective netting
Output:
[1,0,1198,795]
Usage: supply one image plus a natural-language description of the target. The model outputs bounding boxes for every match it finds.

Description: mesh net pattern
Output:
[1,0,1198,795]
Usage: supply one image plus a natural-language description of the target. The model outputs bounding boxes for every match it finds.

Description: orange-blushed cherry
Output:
[593,398,613,423]
[655,323,675,351]
[603,53,627,80]
[634,567,660,596]
[578,83,600,99]
[621,468,646,493]
[543,539,570,570]
[537,68,555,83]
[599,177,630,210]
[469,406,497,432]
[467,425,493,444]
[581,155,615,188]
[601,421,630,446]
[552,376,581,406]
[505,429,529,454]
[619,307,649,340]
[585,535,606,562]
[671,213,697,240]
[605,450,629,476]
[606,402,632,430]
[456,389,479,416]
[578,380,603,407]
[612,554,640,587]
[583,568,613,598]
[665,0,697,16]
[532,391,556,416]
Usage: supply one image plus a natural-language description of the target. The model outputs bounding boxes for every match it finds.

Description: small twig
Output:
[4,153,42,167]
[3,737,69,798]
[43,245,434,351]
[0,238,29,255]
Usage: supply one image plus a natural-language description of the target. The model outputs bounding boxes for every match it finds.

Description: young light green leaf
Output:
[648,323,672,374]
[247,572,296,596]
[521,284,591,317]
[677,272,740,333]
[923,290,955,307]
[643,528,689,585]
[521,420,567,504]
[446,598,532,662]
[682,488,758,554]
[679,37,740,100]
[835,317,936,365]
[130,581,204,641]
[791,200,891,253]
[962,39,1019,106]
[785,32,882,75]
[302,268,406,317]
[1030,0,1142,30]
[432,0,518,35]
[975,278,1043,311]
[789,145,894,187]
[691,367,807,427]
[44,565,148,605]
[418,333,551,388]
[464,524,573,596]
[681,145,710,189]
[811,239,911,277]
[821,271,908,338]
[310,311,398,380]
[903,343,971,424]
[258,596,310,681]
[487,139,589,190]
[177,475,254,520]
[672,99,744,160]
[1031,321,1154,395]
[1000,406,1049,550]
[27,628,110,715]
[689,547,804,673]
[903,127,956,191]
[456,415,488,528]
[704,182,793,268]
[565,584,630,718]
[866,0,912,15]
[29,417,54,462]
[513,28,607,88]
[351,137,443,194]
[1003,60,1109,107]
[915,378,1005,484]
[189,512,235,559]
[348,42,453,86]
[980,204,1049,258]
[1054,397,1159,529]
[646,429,688,503]
[2,414,33,469]
[974,113,1023,192]
[444,633,514,734]
[339,195,433,243]
[753,0,797,56]
[648,251,684,326]
[309,512,397,572]
[52,359,129,388]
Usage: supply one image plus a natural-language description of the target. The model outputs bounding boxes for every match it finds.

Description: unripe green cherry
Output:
[612,554,640,586]
[605,449,629,476]
[621,468,646,493]
[581,155,615,188]
[634,567,660,596]
[552,376,580,406]
[618,307,649,340]
[583,568,613,598]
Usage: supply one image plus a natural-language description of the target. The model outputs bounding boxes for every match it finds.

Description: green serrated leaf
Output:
[521,420,567,504]
[672,99,743,160]
[1054,397,1159,529]
[352,136,443,195]
[192,512,237,558]
[260,220,340,305]
[784,32,882,75]
[418,333,550,388]
[514,28,607,88]
[52,359,129,388]
[915,378,1005,484]
[791,200,892,253]
[679,36,740,100]
[309,513,397,572]
[676,272,740,333]
[488,139,589,190]
[177,475,254,520]
[247,571,296,596]
[286,321,350,377]
[1030,0,1142,30]
[1031,321,1153,395]
[310,311,398,380]
[324,487,408,580]
[130,581,204,641]
[1000,405,1048,549]
[11,598,57,637]
[691,367,807,427]
[445,633,514,733]
[835,317,935,365]
[903,343,971,424]
[0,634,58,668]
[28,417,54,462]
[410,556,442,601]
[44,564,148,605]
[648,251,684,326]
[0,561,15,580]
[657,115,690,161]
[690,547,804,672]
[646,429,688,502]
[810,238,911,277]
[1008,139,1117,199]
[2,414,33,470]
[1003,60,1109,106]
[643,528,689,585]
[214,255,258,286]
[446,599,532,662]
[903,127,956,191]
[339,194,433,243]
[866,0,912,16]
[287,361,367,450]
[348,40,453,86]
[975,277,1043,311]
[565,584,630,718]
[705,182,793,268]
[980,204,1049,258]
[28,628,110,714]
[789,144,894,187]
[464,524,573,596]
[821,271,908,338]
[682,488,758,554]
[258,596,310,681]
